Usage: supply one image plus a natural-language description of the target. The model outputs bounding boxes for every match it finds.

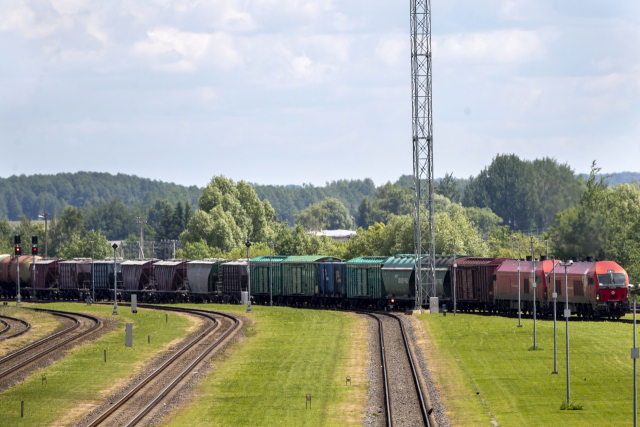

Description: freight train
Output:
[0,253,630,318]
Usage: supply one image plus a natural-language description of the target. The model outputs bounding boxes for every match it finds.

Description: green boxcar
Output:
[381,254,419,299]
[250,256,289,296]
[346,257,389,299]
[282,256,342,297]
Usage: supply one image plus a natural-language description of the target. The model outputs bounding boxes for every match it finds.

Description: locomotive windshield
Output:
[598,273,626,288]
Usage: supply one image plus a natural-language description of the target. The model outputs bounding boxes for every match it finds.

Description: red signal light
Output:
[391,298,395,303]
[15,246,21,256]
[32,246,38,255]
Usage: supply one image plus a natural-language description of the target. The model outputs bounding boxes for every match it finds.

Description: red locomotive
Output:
[451,256,630,318]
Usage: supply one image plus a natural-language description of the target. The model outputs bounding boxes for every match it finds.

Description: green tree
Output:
[436,172,461,203]
[356,196,374,228]
[56,230,111,259]
[295,198,352,231]
[187,176,276,250]
[550,162,640,274]
[463,207,503,237]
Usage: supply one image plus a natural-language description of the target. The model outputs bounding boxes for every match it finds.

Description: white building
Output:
[312,230,357,243]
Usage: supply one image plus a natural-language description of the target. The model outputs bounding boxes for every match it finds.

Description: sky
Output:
[0,0,638,187]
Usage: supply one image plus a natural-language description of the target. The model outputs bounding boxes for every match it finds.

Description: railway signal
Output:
[632,285,638,427]
[112,243,119,315]
[14,235,21,305]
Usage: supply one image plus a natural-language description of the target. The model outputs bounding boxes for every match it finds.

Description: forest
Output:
[2,157,640,281]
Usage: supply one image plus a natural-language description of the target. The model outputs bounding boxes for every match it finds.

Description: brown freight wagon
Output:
[451,257,509,312]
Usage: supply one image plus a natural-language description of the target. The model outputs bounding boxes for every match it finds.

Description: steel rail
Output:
[365,313,392,427]
[0,318,8,335]
[86,305,222,427]
[381,312,431,427]
[123,306,240,427]
[0,309,101,380]
[0,314,31,339]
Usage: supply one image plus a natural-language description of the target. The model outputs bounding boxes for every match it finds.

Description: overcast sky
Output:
[1,0,638,187]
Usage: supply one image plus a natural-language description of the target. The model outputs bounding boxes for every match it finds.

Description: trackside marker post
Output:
[306,394,311,409]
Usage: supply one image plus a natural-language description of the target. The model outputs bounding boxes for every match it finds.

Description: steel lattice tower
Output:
[411,0,435,309]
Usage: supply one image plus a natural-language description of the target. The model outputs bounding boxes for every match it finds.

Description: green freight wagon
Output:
[282,256,342,301]
[250,256,289,302]
[346,257,389,300]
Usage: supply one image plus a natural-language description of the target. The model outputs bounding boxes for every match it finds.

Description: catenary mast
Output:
[411,0,436,310]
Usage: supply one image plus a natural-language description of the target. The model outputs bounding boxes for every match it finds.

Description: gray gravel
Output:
[361,314,386,427]
[399,315,450,427]
[379,314,425,427]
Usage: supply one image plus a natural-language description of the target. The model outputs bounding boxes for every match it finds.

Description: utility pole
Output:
[517,239,521,327]
[269,241,274,307]
[246,241,252,313]
[531,236,536,350]
[451,237,456,316]
[91,241,95,302]
[39,213,48,258]
[112,243,119,315]
[411,0,436,312]
[552,256,558,374]
[135,217,147,259]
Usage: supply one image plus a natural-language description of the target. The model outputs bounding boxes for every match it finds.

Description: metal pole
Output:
[532,238,536,350]
[517,240,521,327]
[112,244,119,315]
[552,257,558,374]
[91,241,94,303]
[565,263,570,405]
[246,241,252,313]
[16,245,21,305]
[511,237,514,259]
[269,242,273,307]
[634,295,637,427]
[32,237,35,300]
[453,238,456,316]
[44,213,48,259]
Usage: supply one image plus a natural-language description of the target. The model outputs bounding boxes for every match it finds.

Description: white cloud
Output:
[434,29,549,63]
[375,33,406,66]
[132,27,241,72]
[50,0,85,15]
[0,2,74,39]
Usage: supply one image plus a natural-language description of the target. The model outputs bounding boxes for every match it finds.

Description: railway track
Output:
[367,312,431,427]
[84,304,240,427]
[0,314,31,340]
[0,308,101,383]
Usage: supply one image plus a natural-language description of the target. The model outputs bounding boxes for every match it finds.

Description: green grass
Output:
[419,313,639,426]
[162,304,369,427]
[0,305,61,358]
[0,302,196,426]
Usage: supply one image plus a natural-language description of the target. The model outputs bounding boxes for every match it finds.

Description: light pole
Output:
[91,241,95,303]
[112,243,119,315]
[517,239,522,327]
[246,241,252,313]
[632,285,638,427]
[451,237,456,316]
[552,256,558,374]
[39,213,48,259]
[512,235,515,259]
[560,260,573,405]
[269,241,274,307]
[531,237,536,350]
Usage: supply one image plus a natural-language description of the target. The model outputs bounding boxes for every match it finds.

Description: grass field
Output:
[161,304,369,427]
[0,302,197,426]
[0,304,61,358]
[419,313,638,427]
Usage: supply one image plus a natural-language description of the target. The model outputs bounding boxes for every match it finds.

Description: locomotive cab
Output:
[593,261,629,316]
